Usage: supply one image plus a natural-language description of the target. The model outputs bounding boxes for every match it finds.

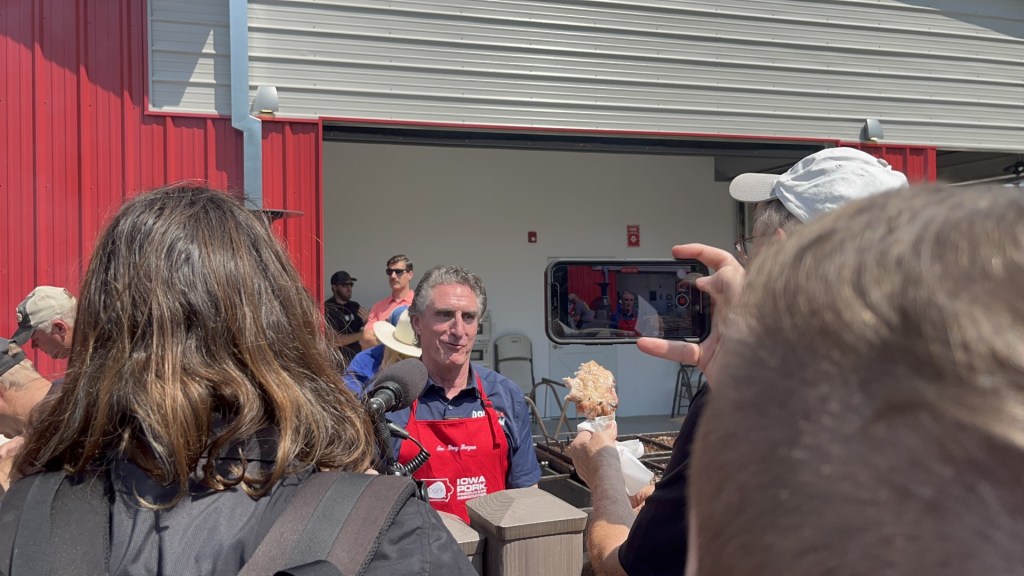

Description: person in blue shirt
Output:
[342,305,420,396]
[386,265,541,523]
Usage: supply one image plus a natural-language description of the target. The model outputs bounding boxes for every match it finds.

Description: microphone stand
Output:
[372,416,397,474]
[370,413,432,501]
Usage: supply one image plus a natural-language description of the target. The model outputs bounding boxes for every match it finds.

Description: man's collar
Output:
[425,366,479,396]
[390,290,413,303]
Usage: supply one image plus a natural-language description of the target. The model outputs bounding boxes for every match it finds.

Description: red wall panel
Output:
[1,0,323,380]
[841,142,937,183]
[264,120,324,300]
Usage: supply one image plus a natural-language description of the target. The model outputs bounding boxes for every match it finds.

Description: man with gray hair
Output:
[11,286,77,360]
[385,265,541,523]
[0,338,54,485]
[0,339,51,437]
[569,147,908,576]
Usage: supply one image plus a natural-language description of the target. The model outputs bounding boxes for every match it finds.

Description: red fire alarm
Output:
[528,231,537,243]
[627,225,640,247]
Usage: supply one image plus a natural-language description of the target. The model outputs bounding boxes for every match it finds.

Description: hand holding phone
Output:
[635,244,746,385]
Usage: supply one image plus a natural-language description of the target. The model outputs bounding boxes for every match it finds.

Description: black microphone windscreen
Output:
[368,358,429,411]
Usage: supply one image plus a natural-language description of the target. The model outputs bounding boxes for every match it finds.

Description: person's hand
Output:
[628,483,655,512]
[637,243,745,385]
[568,420,620,486]
[358,307,369,322]
[0,436,25,460]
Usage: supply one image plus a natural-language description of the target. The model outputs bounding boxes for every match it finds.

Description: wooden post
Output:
[439,511,485,574]
[467,488,588,576]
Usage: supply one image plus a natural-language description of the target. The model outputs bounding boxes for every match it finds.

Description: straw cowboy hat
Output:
[373,308,421,358]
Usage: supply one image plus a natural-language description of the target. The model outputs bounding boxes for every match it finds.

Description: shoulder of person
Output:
[350,345,382,370]
[474,365,527,404]
[365,496,476,576]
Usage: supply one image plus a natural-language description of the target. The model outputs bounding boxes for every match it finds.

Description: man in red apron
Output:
[388,265,542,523]
[610,290,640,336]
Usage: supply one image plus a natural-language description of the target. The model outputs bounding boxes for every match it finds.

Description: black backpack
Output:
[0,469,416,576]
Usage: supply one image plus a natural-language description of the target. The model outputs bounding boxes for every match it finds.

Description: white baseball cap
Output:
[729,147,909,222]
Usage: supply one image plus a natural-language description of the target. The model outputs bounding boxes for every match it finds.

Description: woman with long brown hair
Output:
[0,185,470,575]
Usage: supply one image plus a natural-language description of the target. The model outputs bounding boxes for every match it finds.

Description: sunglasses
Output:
[338,282,354,287]
[385,268,409,277]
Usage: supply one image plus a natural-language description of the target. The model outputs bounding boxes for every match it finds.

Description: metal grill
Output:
[534,432,678,511]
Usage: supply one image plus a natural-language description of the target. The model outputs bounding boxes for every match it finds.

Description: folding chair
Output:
[493,333,566,431]
[672,363,707,418]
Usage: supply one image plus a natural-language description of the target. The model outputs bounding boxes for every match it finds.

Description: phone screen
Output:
[545,259,711,344]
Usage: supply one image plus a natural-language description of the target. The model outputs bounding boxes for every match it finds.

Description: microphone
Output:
[365,358,428,418]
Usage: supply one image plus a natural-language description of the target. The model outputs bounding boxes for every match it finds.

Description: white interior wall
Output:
[323,141,733,418]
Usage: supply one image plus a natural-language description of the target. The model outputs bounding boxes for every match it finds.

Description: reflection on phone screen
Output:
[548,260,710,343]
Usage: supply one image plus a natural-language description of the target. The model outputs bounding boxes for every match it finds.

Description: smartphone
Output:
[545,259,711,345]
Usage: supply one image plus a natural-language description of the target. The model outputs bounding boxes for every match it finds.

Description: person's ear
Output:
[53,321,68,337]
[774,227,788,241]
[410,314,421,337]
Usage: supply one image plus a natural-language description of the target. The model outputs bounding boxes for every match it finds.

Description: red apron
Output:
[397,374,510,523]
[618,316,638,335]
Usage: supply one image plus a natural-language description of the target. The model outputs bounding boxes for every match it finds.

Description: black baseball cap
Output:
[331,271,356,284]
[0,337,26,379]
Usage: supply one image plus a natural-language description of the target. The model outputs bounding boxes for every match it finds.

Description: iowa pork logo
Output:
[422,479,453,502]
[456,475,488,501]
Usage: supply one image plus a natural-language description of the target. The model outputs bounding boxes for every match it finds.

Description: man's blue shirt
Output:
[385,364,542,488]
[342,345,385,396]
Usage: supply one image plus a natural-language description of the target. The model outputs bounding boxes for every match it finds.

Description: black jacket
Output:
[0,441,474,576]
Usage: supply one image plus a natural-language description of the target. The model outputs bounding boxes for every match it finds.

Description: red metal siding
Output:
[264,120,324,300]
[841,143,937,183]
[1,0,323,380]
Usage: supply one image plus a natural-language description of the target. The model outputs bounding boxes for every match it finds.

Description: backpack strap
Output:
[50,476,110,576]
[6,472,63,576]
[1,472,108,576]
[324,475,416,576]
[241,472,416,576]
[240,472,343,576]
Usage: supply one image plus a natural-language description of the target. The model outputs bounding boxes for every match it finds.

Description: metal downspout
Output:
[228,0,262,210]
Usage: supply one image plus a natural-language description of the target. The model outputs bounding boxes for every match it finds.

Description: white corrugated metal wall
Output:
[150,0,1024,151]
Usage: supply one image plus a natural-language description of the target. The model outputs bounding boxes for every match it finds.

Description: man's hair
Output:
[387,254,413,272]
[751,197,801,237]
[17,185,375,504]
[409,265,487,320]
[692,184,1024,575]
